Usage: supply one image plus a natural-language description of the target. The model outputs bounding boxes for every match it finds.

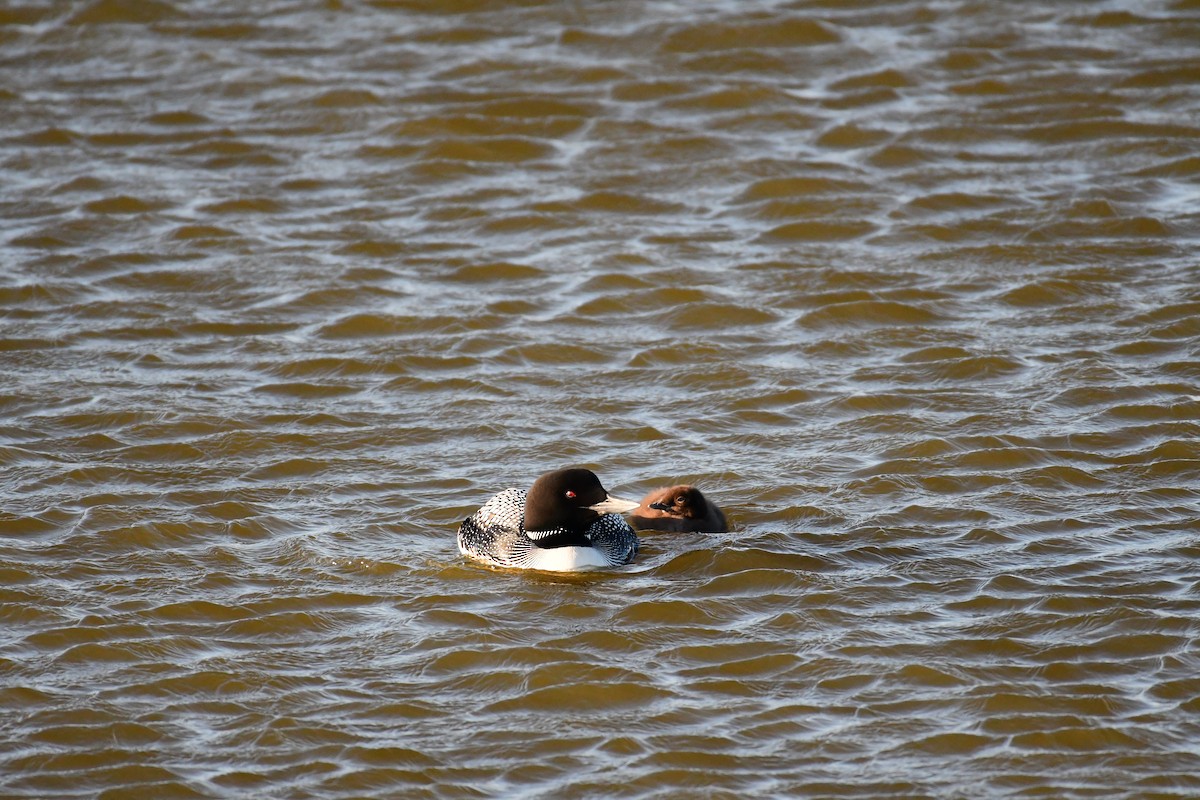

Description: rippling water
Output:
[3,1,1200,797]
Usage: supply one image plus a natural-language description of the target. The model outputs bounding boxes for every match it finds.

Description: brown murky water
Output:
[3,1,1200,797]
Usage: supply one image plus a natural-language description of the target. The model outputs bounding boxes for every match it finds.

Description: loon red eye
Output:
[565,490,576,499]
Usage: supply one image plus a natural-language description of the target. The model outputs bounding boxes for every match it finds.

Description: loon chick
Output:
[457,467,640,571]
[628,484,728,533]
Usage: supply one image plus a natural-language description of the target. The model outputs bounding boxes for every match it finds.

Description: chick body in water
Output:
[628,485,728,533]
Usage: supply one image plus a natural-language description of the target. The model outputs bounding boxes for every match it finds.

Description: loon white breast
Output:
[457,467,640,572]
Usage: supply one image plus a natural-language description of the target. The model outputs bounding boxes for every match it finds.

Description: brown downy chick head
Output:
[630,484,728,533]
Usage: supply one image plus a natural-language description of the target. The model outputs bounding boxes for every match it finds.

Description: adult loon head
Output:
[628,484,728,533]
[523,467,639,546]
[457,467,641,571]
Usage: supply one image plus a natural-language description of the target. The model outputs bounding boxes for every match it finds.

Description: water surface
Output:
[3,1,1200,797]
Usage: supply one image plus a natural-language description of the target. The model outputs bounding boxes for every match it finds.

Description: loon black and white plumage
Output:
[457,468,640,571]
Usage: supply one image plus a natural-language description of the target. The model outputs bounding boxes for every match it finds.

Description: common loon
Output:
[457,467,640,571]
[628,484,728,533]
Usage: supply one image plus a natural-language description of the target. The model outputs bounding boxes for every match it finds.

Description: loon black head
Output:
[524,467,637,546]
